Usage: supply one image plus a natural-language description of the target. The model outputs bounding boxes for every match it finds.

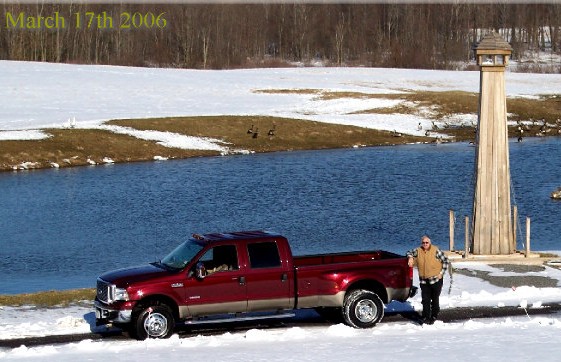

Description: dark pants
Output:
[420,278,443,320]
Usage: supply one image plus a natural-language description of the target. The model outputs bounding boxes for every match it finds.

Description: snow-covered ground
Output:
[1,60,561,359]
[2,261,561,361]
[2,61,561,151]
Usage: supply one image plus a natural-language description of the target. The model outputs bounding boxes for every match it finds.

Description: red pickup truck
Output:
[95,230,416,340]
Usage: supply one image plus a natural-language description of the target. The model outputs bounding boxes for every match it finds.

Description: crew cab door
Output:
[184,244,247,316]
[245,240,292,311]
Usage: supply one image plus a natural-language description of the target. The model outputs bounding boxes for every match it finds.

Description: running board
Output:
[184,312,296,325]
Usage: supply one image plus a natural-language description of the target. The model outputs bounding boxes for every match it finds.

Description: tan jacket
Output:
[415,245,443,279]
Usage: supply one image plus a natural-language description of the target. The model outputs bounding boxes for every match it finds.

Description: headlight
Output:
[111,286,129,302]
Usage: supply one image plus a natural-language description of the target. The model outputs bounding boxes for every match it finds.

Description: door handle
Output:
[281,273,288,282]
[238,276,246,285]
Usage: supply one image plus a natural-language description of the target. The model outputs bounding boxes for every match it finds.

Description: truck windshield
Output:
[160,239,204,270]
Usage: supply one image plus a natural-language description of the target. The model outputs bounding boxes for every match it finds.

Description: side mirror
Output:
[195,262,207,279]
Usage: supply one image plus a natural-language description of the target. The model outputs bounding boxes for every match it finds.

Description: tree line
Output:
[1,2,559,71]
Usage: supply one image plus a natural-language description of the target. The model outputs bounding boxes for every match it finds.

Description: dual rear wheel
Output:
[342,289,384,328]
[316,289,385,328]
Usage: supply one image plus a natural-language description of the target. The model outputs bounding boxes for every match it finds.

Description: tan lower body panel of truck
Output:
[178,287,411,320]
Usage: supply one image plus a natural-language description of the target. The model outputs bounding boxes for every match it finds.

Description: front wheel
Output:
[130,304,175,340]
[343,289,384,328]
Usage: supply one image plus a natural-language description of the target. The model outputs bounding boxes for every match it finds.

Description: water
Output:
[1,138,560,294]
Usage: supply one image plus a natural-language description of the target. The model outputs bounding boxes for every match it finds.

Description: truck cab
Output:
[96,231,295,339]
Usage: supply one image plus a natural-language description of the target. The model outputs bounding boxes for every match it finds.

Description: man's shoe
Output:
[424,317,435,325]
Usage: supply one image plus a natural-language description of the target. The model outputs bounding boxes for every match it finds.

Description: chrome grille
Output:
[96,278,111,303]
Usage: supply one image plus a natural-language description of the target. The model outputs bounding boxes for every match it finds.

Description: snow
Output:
[2,61,561,148]
[2,261,561,361]
[5,319,561,361]
[2,60,561,359]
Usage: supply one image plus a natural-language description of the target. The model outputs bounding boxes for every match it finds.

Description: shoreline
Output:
[3,120,558,173]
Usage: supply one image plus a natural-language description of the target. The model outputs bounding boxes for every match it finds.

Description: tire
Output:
[343,289,384,328]
[130,304,175,340]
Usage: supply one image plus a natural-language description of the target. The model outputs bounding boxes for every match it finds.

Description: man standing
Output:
[407,235,449,325]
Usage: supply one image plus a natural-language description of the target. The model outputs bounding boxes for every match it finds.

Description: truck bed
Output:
[292,249,410,306]
[293,250,402,268]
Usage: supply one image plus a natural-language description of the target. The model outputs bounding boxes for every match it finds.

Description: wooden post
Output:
[525,216,531,257]
[471,33,514,255]
[513,205,518,251]
[449,209,455,251]
[464,216,470,258]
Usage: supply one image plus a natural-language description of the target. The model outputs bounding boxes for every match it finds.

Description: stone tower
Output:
[471,32,514,255]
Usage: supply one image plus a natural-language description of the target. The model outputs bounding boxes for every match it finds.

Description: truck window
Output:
[247,242,281,269]
[199,245,239,274]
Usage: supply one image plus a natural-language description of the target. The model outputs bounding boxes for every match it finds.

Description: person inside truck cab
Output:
[199,245,239,275]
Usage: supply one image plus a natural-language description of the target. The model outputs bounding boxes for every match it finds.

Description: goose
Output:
[268,124,276,136]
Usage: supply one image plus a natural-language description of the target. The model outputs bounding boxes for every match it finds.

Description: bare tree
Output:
[0,3,558,70]
[334,12,345,65]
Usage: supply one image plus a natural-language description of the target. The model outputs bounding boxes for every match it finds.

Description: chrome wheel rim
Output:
[355,300,377,323]
[143,312,168,338]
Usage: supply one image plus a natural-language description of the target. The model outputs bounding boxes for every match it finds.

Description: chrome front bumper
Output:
[95,300,132,325]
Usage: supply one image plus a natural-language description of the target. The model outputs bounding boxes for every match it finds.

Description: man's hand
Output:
[407,257,414,267]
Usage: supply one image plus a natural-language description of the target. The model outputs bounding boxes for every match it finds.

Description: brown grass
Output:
[261,89,560,123]
[108,115,428,153]
[0,128,217,172]
[1,90,559,173]
[0,289,95,307]
[255,89,322,96]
